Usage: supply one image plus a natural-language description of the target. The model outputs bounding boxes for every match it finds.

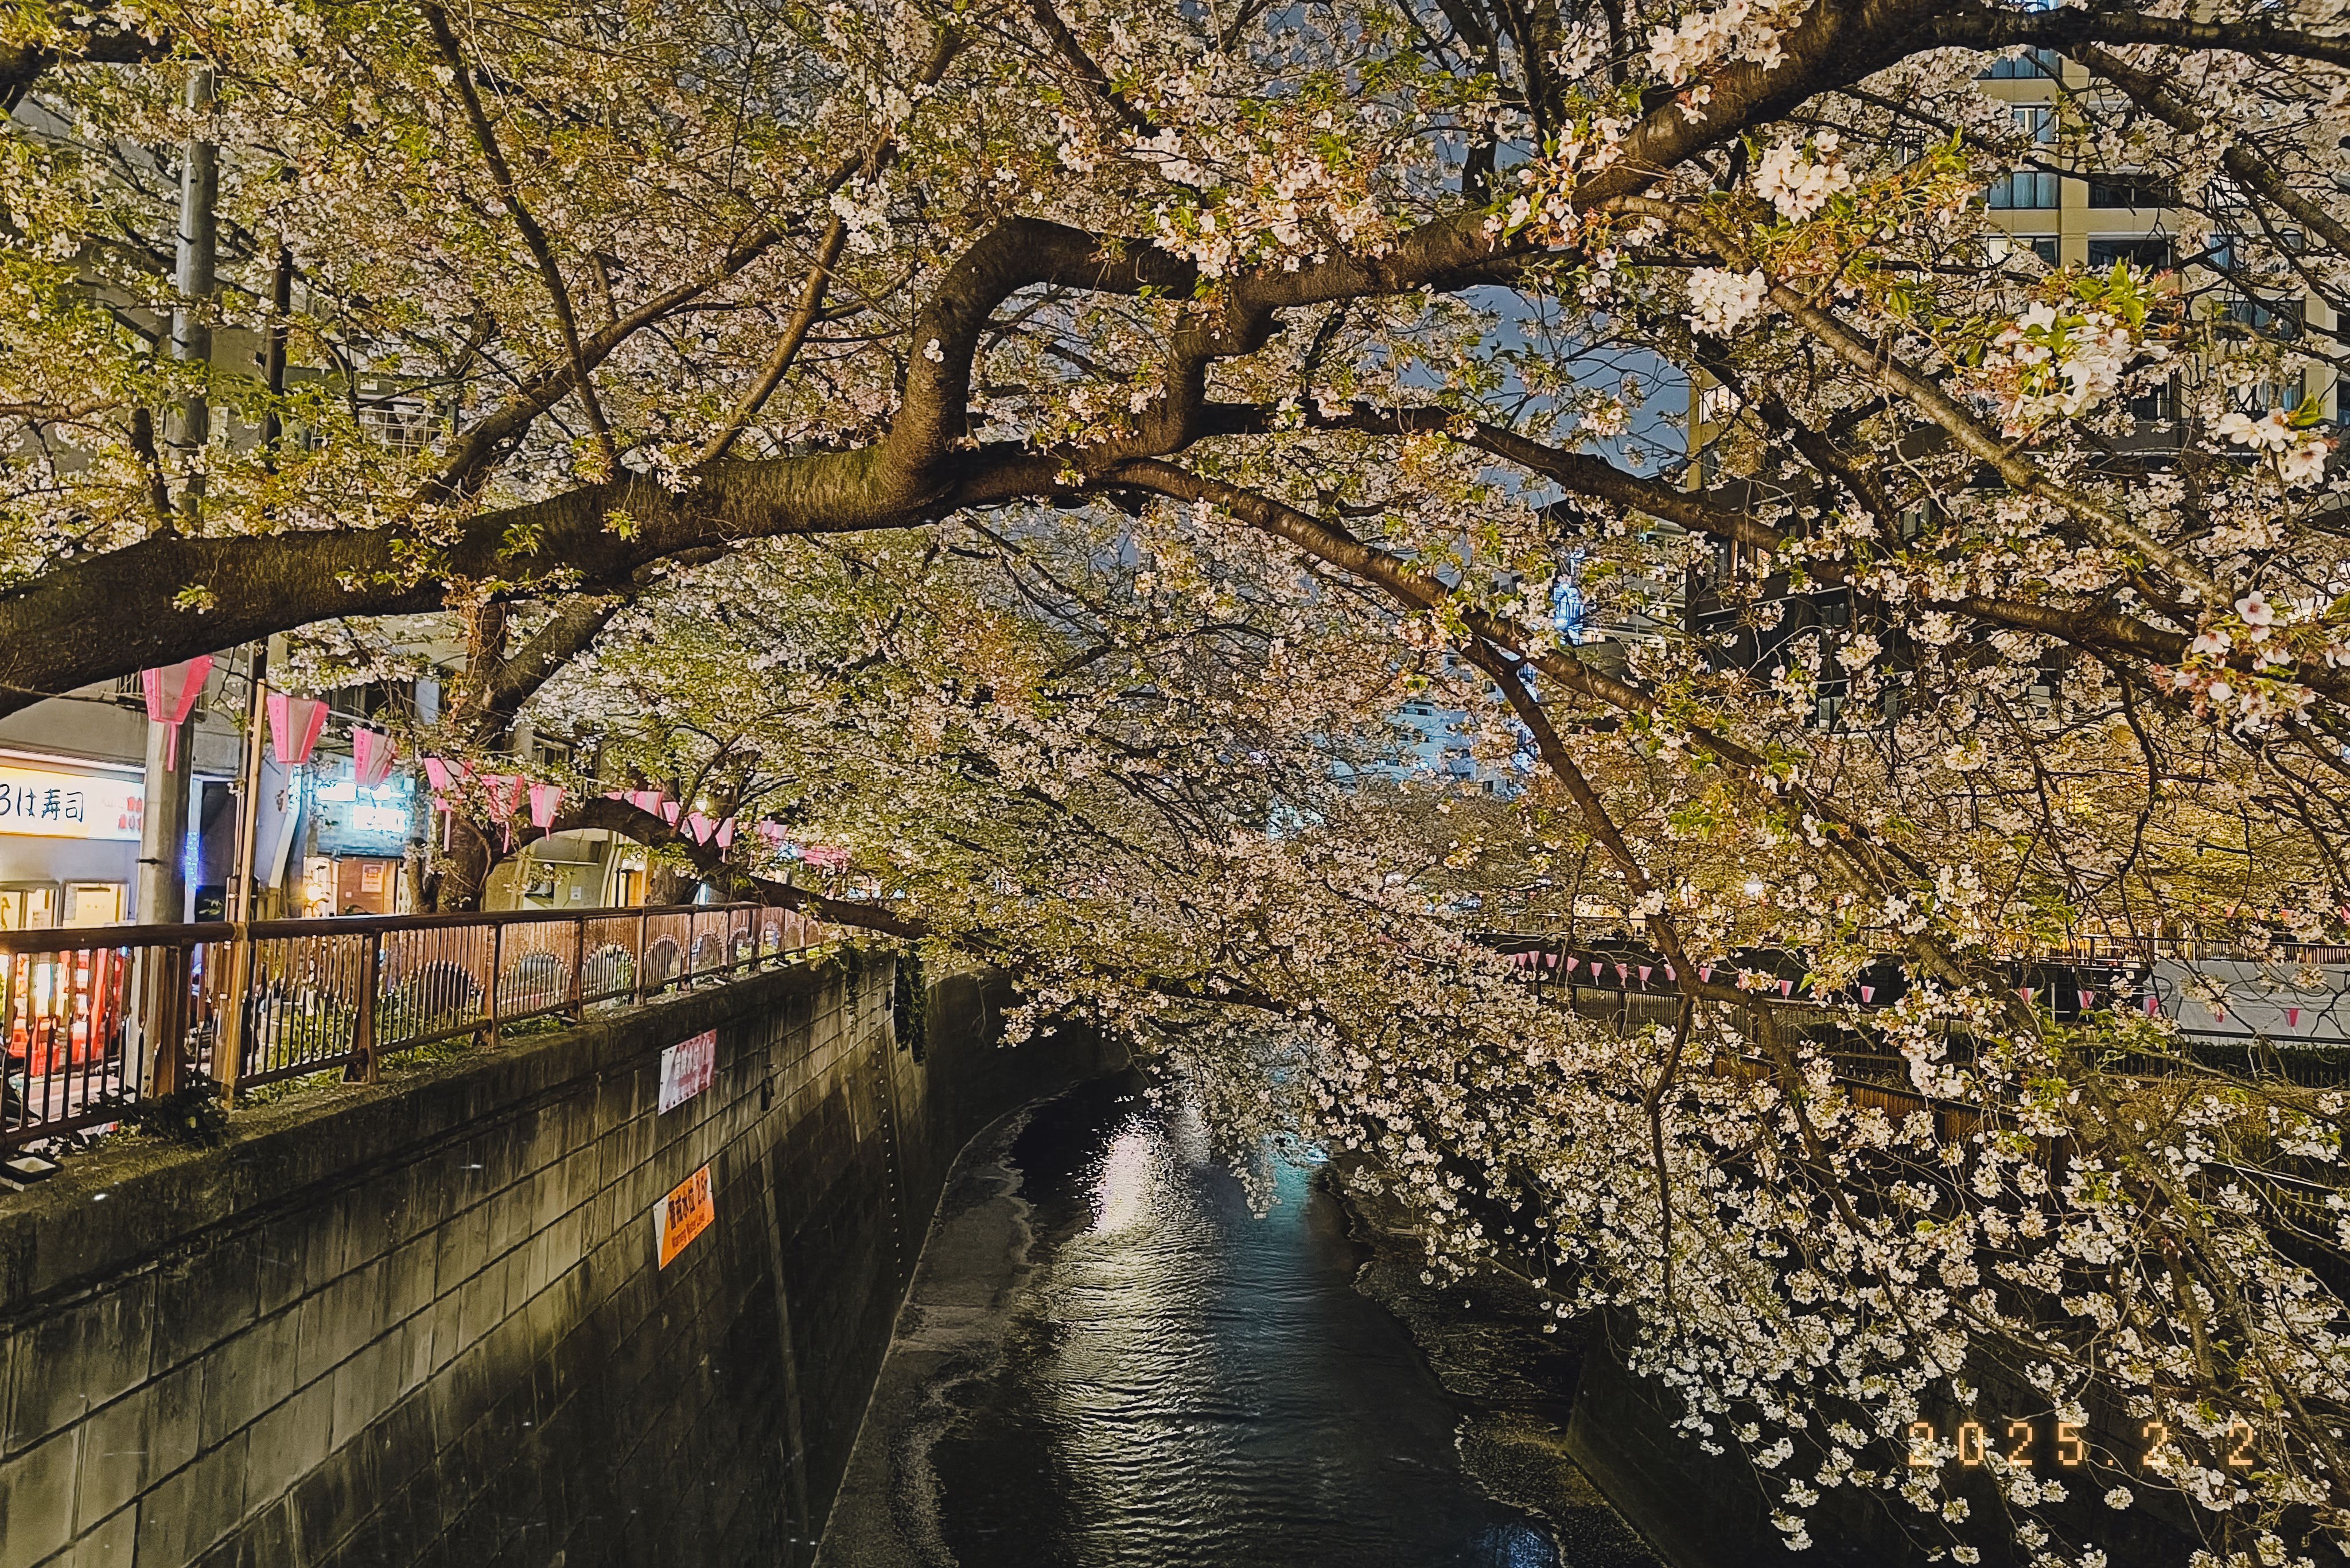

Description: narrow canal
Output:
[818,1073,1660,1568]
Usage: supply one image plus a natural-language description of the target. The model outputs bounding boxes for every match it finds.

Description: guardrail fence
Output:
[1,903,827,1153]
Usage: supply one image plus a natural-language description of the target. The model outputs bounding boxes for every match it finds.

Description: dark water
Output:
[924,1076,1562,1568]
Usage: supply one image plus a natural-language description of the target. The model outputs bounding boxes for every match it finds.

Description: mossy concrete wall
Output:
[0,956,1108,1568]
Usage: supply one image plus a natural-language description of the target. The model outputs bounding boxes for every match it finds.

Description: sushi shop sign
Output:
[0,764,142,839]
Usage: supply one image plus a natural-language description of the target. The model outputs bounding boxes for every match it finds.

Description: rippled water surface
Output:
[924,1077,1561,1568]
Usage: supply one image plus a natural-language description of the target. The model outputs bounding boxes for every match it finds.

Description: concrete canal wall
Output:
[0,954,1111,1568]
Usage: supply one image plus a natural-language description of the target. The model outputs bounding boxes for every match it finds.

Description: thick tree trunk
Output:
[430,823,496,913]
[645,861,700,907]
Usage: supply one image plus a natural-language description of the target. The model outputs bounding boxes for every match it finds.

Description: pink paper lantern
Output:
[1637,965,1652,987]
[141,655,213,770]
[1778,979,1793,997]
[685,811,715,845]
[714,818,736,850]
[2289,1006,2303,1029]
[1698,965,1713,984]
[353,726,398,787]
[528,782,566,830]
[1859,985,1875,1003]
[631,789,663,816]
[660,800,683,826]
[265,691,330,767]
[481,773,524,818]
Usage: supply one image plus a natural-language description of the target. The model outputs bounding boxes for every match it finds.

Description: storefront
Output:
[299,766,419,916]
[0,750,149,929]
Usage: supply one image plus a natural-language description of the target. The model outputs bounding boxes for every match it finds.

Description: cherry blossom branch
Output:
[422,2,622,481]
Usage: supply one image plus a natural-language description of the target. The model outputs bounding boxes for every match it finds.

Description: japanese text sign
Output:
[656,1165,714,1268]
[657,1028,718,1114]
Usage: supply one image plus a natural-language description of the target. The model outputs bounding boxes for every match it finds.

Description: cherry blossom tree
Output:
[9,0,2350,1558]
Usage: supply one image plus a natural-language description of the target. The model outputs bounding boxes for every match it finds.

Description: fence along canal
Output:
[1,902,829,1153]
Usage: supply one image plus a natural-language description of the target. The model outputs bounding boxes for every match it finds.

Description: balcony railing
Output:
[1,902,829,1153]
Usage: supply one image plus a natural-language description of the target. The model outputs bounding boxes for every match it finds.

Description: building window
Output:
[2087,174,2177,209]
[1979,46,2061,78]
[2223,294,2304,340]
[1993,235,2059,266]
[2087,237,2173,271]
[1987,172,2059,210]
[2127,378,2178,423]
[1986,107,2058,209]
[357,394,439,455]
[2230,375,2309,417]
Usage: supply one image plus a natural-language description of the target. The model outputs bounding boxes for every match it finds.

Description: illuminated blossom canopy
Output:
[7,0,2350,1558]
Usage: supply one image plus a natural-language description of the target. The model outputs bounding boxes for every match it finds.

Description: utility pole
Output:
[135,63,217,932]
[167,63,216,518]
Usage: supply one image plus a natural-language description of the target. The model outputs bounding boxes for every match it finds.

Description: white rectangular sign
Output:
[0,764,142,841]
[657,1029,718,1113]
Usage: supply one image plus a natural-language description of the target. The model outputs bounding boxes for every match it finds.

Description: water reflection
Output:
[928,1077,1560,1568]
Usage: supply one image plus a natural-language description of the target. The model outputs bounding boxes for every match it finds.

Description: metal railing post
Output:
[218,922,252,1100]
[487,921,503,1044]
[634,910,648,1003]
[568,914,585,1018]
[355,931,381,1083]
[145,941,190,1099]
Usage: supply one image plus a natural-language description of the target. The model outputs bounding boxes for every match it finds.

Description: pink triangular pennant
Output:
[631,788,663,816]
[715,818,735,849]
[2018,987,2036,1005]
[1699,966,1713,983]
[1562,956,1578,975]
[2145,994,2162,1017]
[1860,985,1874,1002]
[141,655,213,769]
[662,800,683,826]
[423,756,455,794]
[2288,1006,2303,1028]
[353,726,397,787]
[1779,979,1793,997]
[481,773,524,818]
[1637,965,1652,987]
[528,781,566,830]
[686,811,715,845]
[265,691,330,767]
[1663,966,1676,983]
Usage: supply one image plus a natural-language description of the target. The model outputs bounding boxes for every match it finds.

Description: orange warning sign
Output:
[656,1164,714,1268]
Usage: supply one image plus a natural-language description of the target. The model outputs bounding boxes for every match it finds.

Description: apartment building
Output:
[1676,46,2333,727]
[1977,47,2338,426]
